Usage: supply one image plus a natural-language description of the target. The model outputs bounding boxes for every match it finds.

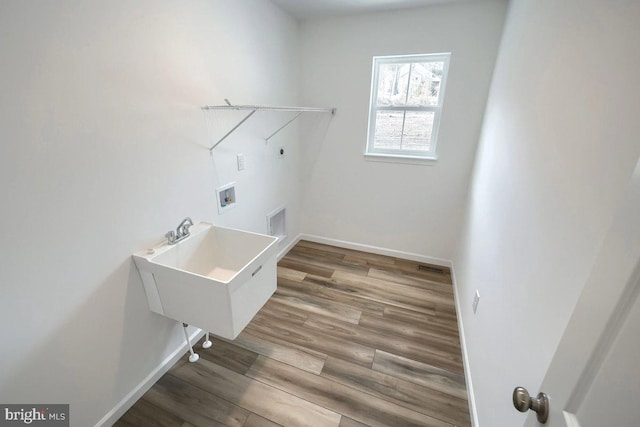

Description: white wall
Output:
[0,1,301,425]
[453,1,640,425]
[298,1,508,260]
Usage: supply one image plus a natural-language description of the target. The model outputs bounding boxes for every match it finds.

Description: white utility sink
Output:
[133,222,279,339]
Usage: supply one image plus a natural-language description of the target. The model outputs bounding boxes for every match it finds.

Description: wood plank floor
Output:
[115,241,470,427]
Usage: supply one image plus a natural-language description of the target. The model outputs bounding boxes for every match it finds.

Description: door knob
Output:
[513,386,549,424]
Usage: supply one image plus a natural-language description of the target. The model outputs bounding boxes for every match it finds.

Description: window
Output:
[366,53,450,161]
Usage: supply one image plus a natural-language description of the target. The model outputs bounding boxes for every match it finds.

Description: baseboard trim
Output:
[277,234,302,261]
[298,234,452,268]
[94,327,205,427]
[450,264,479,427]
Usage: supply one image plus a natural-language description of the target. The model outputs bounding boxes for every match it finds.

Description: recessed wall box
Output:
[216,183,236,214]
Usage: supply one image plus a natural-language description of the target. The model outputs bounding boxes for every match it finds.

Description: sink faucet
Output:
[166,217,194,245]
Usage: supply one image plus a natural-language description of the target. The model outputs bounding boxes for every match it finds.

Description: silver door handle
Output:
[513,386,549,424]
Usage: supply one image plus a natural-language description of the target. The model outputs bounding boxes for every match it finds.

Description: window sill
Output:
[364,152,438,166]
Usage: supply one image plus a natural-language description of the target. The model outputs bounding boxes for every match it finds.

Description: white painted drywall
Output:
[0,1,301,425]
[298,1,508,260]
[453,1,640,425]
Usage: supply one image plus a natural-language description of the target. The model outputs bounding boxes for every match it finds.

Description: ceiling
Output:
[270,0,477,19]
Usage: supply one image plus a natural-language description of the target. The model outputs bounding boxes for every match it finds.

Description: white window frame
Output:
[365,53,451,161]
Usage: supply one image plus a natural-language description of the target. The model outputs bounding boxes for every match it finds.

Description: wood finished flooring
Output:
[115,240,470,427]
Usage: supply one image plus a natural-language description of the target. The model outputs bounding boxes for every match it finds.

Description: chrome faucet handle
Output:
[177,217,193,237]
[166,218,194,245]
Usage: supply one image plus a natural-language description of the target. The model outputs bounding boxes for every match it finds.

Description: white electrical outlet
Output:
[472,290,480,314]
[237,154,245,171]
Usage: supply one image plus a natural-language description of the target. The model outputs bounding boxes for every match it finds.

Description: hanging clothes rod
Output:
[202,100,336,151]
[201,104,336,114]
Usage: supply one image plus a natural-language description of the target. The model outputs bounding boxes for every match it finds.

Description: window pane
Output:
[367,54,449,159]
[407,62,445,106]
[373,110,404,149]
[402,111,435,151]
[376,63,410,106]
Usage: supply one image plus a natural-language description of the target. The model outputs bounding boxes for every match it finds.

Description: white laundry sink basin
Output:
[133,222,278,339]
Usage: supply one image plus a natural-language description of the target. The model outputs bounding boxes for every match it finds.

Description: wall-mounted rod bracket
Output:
[265,111,304,141]
[208,109,256,152]
[202,101,336,151]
